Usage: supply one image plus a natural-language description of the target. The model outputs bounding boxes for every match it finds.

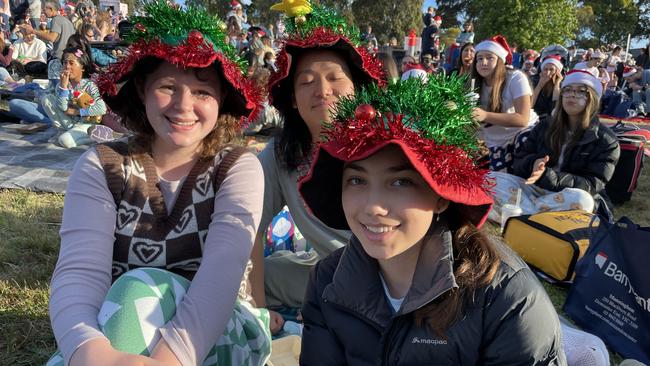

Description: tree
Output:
[585,0,639,44]
[435,0,468,27]
[473,0,578,51]
[351,0,424,44]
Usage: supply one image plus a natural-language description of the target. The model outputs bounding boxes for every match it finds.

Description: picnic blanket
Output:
[0,124,87,193]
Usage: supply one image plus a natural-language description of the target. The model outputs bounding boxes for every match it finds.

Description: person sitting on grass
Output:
[249,0,386,336]
[490,70,620,218]
[46,3,271,366]
[297,77,566,365]
[8,46,106,148]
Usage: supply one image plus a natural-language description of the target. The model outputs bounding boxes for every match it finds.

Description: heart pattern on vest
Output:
[174,208,194,233]
[117,205,139,230]
[195,170,211,196]
[133,242,163,264]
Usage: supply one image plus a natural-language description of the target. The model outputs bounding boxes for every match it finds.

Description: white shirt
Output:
[12,38,47,63]
[379,273,405,313]
[479,70,538,148]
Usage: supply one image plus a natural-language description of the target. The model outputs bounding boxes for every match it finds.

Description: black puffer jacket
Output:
[300,226,566,365]
[512,116,620,195]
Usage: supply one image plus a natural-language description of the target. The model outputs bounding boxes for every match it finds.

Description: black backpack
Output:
[605,122,648,204]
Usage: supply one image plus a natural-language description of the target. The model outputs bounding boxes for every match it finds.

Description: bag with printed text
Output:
[563,217,650,363]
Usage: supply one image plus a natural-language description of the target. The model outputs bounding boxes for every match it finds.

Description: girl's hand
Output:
[60,70,70,89]
[70,339,168,366]
[472,107,487,122]
[526,155,549,185]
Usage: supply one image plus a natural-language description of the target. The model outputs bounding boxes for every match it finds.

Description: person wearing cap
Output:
[532,55,564,118]
[490,69,620,217]
[46,3,272,366]
[471,35,539,172]
[573,49,606,78]
[298,78,565,365]
[250,0,386,334]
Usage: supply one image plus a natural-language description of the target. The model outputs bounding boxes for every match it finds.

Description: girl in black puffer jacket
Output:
[490,69,620,218]
[297,78,566,365]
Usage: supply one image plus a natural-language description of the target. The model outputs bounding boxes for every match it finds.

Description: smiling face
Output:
[292,49,355,139]
[139,62,224,156]
[475,51,498,78]
[341,145,448,261]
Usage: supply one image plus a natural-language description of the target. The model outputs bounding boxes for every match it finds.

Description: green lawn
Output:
[0,167,648,365]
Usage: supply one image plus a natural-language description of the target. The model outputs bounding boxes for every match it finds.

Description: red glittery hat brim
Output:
[96,38,264,126]
[268,27,386,111]
[298,115,493,229]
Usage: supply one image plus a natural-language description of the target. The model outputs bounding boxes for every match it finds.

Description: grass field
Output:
[0,168,648,365]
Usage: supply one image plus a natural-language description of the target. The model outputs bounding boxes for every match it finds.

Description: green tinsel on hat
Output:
[332,74,479,152]
[271,0,361,45]
[127,1,246,71]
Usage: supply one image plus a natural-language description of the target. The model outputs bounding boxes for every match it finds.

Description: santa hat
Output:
[475,35,512,64]
[97,1,263,125]
[299,78,493,229]
[268,0,386,118]
[622,66,636,78]
[401,68,429,82]
[561,69,602,98]
[434,15,442,22]
[541,55,563,72]
[230,1,242,9]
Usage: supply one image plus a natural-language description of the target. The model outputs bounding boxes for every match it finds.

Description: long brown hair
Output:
[472,57,507,113]
[545,86,599,166]
[414,204,501,337]
[112,57,240,159]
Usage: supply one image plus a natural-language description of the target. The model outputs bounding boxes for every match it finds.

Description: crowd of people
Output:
[2,0,646,365]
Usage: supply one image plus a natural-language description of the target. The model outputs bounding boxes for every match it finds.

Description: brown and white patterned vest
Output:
[96,141,248,283]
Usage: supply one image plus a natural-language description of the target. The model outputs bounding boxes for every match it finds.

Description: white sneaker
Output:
[561,322,609,366]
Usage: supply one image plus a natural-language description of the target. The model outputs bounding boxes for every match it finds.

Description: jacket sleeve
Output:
[91,47,117,66]
[481,269,566,366]
[535,133,620,195]
[300,262,347,366]
[512,121,547,180]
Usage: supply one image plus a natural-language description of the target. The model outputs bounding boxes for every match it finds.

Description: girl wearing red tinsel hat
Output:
[298,77,565,364]
[47,2,271,366]
[472,35,539,173]
[249,0,386,334]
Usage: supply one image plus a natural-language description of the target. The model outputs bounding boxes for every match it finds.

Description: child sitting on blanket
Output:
[8,47,106,148]
[490,70,620,218]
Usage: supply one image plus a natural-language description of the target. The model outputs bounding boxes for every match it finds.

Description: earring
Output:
[436,214,440,222]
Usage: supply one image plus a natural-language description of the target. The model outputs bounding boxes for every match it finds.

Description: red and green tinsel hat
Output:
[268,0,386,114]
[97,1,263,124]
[299,76,493,229]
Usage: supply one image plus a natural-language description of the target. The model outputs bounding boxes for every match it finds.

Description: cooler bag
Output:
[502,210,598,283]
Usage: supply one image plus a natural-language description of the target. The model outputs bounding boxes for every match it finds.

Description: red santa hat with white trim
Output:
[541,55,563,72]
[474,35,512,65]
[561,69,602,98]
[622,66,637,78]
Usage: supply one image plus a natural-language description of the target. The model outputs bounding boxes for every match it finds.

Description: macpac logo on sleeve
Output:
[598,251,650,313]
[411,337,447,345]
